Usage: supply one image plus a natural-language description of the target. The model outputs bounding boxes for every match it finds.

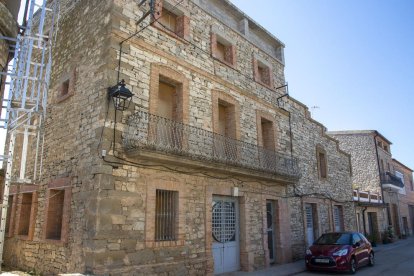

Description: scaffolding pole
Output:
[0,0,60,270]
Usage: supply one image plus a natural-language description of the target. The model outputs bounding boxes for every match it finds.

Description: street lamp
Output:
[107,79,133,111]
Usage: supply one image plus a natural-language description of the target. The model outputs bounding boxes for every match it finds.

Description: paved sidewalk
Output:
[223,237,412,276]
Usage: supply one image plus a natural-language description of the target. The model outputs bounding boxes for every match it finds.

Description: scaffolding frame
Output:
[0,0,60,269]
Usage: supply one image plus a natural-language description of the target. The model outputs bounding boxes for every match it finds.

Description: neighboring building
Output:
[392,159,414,237]
[3,0,354,274]
[328,130,411,243]
[0,0,21,113]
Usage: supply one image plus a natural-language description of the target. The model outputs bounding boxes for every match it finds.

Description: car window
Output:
[315,233,352,245]
[358,233,369,243]
[352,233,361,244]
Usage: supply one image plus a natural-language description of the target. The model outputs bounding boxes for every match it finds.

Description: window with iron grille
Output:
[155,189,178,241]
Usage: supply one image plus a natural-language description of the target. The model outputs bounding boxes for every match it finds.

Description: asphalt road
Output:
[297,238,414,276]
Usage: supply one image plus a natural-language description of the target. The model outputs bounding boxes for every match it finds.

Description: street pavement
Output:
[225,236,414,276]
[1,237,413,275]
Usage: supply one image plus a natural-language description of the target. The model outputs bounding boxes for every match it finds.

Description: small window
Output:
[384,145,388,152]
[211,33,236,67]
[317,149,327,179]
[410,179,413,191]
[158,8,177,33]
[153,0,189,40]
[253,57,273,88]
[155,189,178,241]
[45,189,65,240]
[61,79,69,97]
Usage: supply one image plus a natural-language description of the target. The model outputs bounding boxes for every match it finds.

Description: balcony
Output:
[380,172,404,191]
[123,110,300,182]
[353,190,382,204]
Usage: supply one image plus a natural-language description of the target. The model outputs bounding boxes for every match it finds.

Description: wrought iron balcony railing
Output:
[380,172,404,188]
[123,110,300,179]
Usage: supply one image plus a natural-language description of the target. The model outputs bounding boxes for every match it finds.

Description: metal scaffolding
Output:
[0,0,60,269]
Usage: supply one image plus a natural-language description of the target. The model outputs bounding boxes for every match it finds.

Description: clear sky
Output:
[230,0,414,170]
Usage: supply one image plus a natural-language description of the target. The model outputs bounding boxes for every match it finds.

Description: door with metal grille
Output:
[212,196,240,274]
[266,200,276,263]
[305,204,315,247]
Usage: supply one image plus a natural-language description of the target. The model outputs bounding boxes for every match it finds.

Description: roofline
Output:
[327,130,392,145]
[392,158,413,172]
[220,0,285,47]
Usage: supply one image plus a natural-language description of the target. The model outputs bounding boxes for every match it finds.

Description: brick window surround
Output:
[253,55,274,89]
[14,185,38,240]
[211,90,240,140]
[211,32,237,68]
[5,193,17,238]
[56,67,76,103]
[256,110,278,150]
[152,0,190,41]
[316,146,328,180]
[43,177,72,244]
[149,64,189,124]
[145,181,185,248]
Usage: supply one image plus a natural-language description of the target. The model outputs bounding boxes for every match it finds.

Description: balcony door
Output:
[155,81,182,150]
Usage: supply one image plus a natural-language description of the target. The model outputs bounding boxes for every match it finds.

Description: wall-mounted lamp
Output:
[108,79,133,111]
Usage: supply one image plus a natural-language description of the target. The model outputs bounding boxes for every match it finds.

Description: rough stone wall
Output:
[283,102,354,259]
[4,0,355,274]
[4,0,114,274]
[0,0,19,113]
[329,133,381,193]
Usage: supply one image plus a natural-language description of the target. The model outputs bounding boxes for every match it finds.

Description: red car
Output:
[305,232,374,274]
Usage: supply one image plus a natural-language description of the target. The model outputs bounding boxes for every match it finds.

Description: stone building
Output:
[392,159,414,237]
[0,0,21,113]
[3,0,354,274]
[328,130,412,243]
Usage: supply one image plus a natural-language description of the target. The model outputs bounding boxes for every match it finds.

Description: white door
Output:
[305,204,315,247]
[333,206,341,232]
[212,196,240,274]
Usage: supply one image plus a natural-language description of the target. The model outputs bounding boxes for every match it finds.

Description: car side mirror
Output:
[353,242,360,248]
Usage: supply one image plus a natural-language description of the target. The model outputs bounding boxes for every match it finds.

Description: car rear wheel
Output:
[349,257,357,274]
[368,252,375,266]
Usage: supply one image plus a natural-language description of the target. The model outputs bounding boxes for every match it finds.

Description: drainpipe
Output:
[373,132,389,225]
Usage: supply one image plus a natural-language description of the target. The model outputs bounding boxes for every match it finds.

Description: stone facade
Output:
[328,130,414,243]
[0,0,20,114]
[3,0,354,275]
[392,159,414,237]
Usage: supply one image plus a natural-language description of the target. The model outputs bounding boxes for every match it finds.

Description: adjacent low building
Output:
[328,130,413,243]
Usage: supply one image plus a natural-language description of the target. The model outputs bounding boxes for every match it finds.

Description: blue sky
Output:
[230,0,414,170]
[2,1,413,170]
